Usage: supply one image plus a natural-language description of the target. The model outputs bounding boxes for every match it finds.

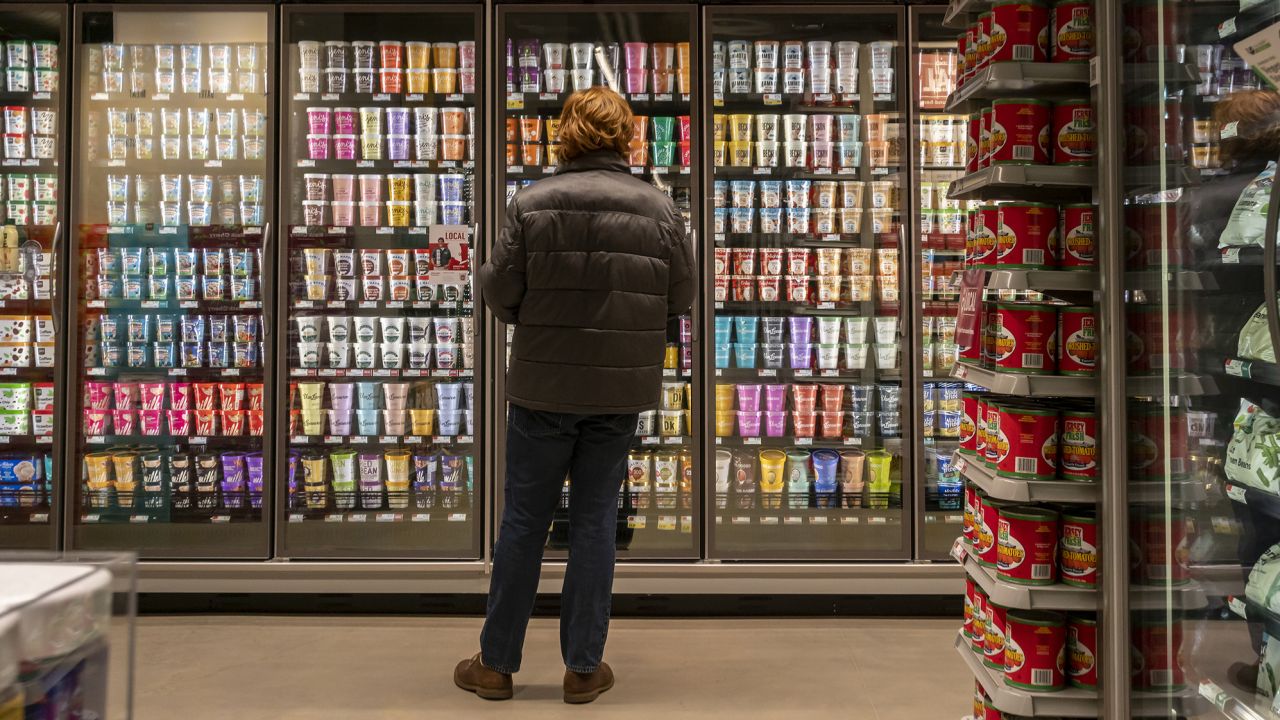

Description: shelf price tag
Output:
[1219,17,1237,38]
[1225,359,1251,378]
[1226,484,1248,504]
[1228,596,1248,619]
[950,536,968,563]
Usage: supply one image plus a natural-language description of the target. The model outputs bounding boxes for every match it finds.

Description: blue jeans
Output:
[480,403,638,674]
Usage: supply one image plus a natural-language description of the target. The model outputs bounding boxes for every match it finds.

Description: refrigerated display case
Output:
[495,4,701,559]
[911,7,967,560]
[703,6,912,560]
[67,5,275,558]
[0,5,67,551]
[1123,0,1280,716]
[278,5,481,559]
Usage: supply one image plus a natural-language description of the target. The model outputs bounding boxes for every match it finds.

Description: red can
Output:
[1052,100,1094,164]
[1124,201,1188,270]
[1124,98,1183,164]
[977,12,994,69]
[983,600,1008,670]
[960,391,980,454]
[966,112,981,173]
[1053,0,1095,61]
[1126,304,1193,373]
[994,303,1058,374]
[995,404,1059,479]
[976,492,1005,568]
[989,99,1051,165]
[1004,610,1066,691]
[996,202,1058,269]
[975,396,990,461]
[1057,306,1097,376]
[1059,409,1098,480]
[1060,508,1098,588]
[983,399,1001,468]
[966,23,981,82]
[984,304,1000,368]
[1058,203,1097,269]
[1122,0,1181,63]
[1132,616,1185,690]
[1131,508,1190,585]
[989,1,1050,63]
[972,586,989,654]
[973,205,1000,266]
[964,482,978,542]
[998,504,1060,585]
[973,683,986,720]
[983,700,1004,720]
[979,106,994,168]
[963,576,977,641]
[1128,402,1188,480]
[957,33,969,87]
[1067,614,1098,688]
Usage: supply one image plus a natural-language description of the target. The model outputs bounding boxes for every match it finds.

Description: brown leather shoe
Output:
[563,662,614,704]
[454,653,513,700]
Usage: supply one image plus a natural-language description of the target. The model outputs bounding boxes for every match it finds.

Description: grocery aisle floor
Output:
[109,615,967,719]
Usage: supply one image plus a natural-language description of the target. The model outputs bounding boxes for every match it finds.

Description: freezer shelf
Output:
[951,362,1095,397]
[945,62,1089,111]
[953,452,1097,504]
[984,269,1098,292]
[956,631,1099,717]
[947,165,1094,201]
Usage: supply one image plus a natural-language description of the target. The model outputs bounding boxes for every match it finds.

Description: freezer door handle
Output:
[261,223,273,338]
[47,221,62,335]
[1264,155,1280,362]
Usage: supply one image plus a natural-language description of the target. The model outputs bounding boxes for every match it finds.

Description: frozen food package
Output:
[1249,542,1280,615]
[1219,161,1276,249]
[1238,295,1279,363]
[1260,631,1280,700]
[1224,399,1280,493]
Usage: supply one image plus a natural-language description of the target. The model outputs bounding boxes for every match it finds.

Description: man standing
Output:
[455,86,695,703]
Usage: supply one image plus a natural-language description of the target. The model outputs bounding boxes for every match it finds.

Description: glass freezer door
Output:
[68,5,275,558]
[0,5,67,551]
[496,5,701,559]
[1124,0,1280,714]
[705,7,911,560]
[911,8,967,560]
[278,6,481,559]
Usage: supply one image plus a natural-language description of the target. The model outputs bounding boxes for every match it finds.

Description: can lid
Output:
[1060,202,1097,209]
[1006,609,1065,626]
[995,302,1059,311]
[1056,98,1093,106]
[1059,305,1097,313]
[1067,614,1098,626]
[1002,504,1060,521]
[999,404,1060,418]
[1063,508,1098,522]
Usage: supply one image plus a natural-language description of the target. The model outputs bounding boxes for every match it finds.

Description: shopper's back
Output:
[460,87,694,704]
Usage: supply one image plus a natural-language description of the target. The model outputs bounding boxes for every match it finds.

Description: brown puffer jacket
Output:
[481,149,695,415]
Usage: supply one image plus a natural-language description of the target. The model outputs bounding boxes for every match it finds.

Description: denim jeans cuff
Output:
[566,664,598,674]
[481,655,518,675]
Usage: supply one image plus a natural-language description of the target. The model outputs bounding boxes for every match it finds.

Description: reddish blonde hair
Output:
[557,87,635,162]
[1213,90,1280,163]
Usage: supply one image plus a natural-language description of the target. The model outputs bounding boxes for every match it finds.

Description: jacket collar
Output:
[555,149,629,176]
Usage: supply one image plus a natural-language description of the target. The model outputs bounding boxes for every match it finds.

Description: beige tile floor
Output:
[108,615,969,719]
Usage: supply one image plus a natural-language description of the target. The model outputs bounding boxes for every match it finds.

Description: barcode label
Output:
[1022,353,1043,368]
[1032,564,1052,579]
[1013,146,1035,161]
[1032,669,1055,686]
[1021,249,1044,266]
[1016,457,1039,474]
[1013,46,1034,61]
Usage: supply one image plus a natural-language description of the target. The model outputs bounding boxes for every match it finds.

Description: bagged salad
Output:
[1220,161,1278,249]
[1225,399,1280,493]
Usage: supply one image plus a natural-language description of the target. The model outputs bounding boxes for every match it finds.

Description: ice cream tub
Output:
[988,0,1050,64]
[994,403,1059,479]
[1057,306,1097,376]
[1060,508,1097,588]
[1058,203,1096,269]
[1066,614,1097,688]
[1003,610,1066,691]
[994,303,1057,374]
[1059,409,1097,480]
[989,98,1050,165]
[996,202,1057,269]
[0,383,30,410]
[997,504,1059,585]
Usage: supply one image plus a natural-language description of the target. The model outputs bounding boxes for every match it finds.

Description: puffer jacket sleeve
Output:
[665,209,695,317]
[480,197,526,325]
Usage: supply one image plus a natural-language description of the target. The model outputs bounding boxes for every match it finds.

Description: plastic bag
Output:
[1248,543,1280,614]
[1261,632,1280,699]
[1220,162,1277,249]
[1225,399,1280,493]
[1239,296,1280,363]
